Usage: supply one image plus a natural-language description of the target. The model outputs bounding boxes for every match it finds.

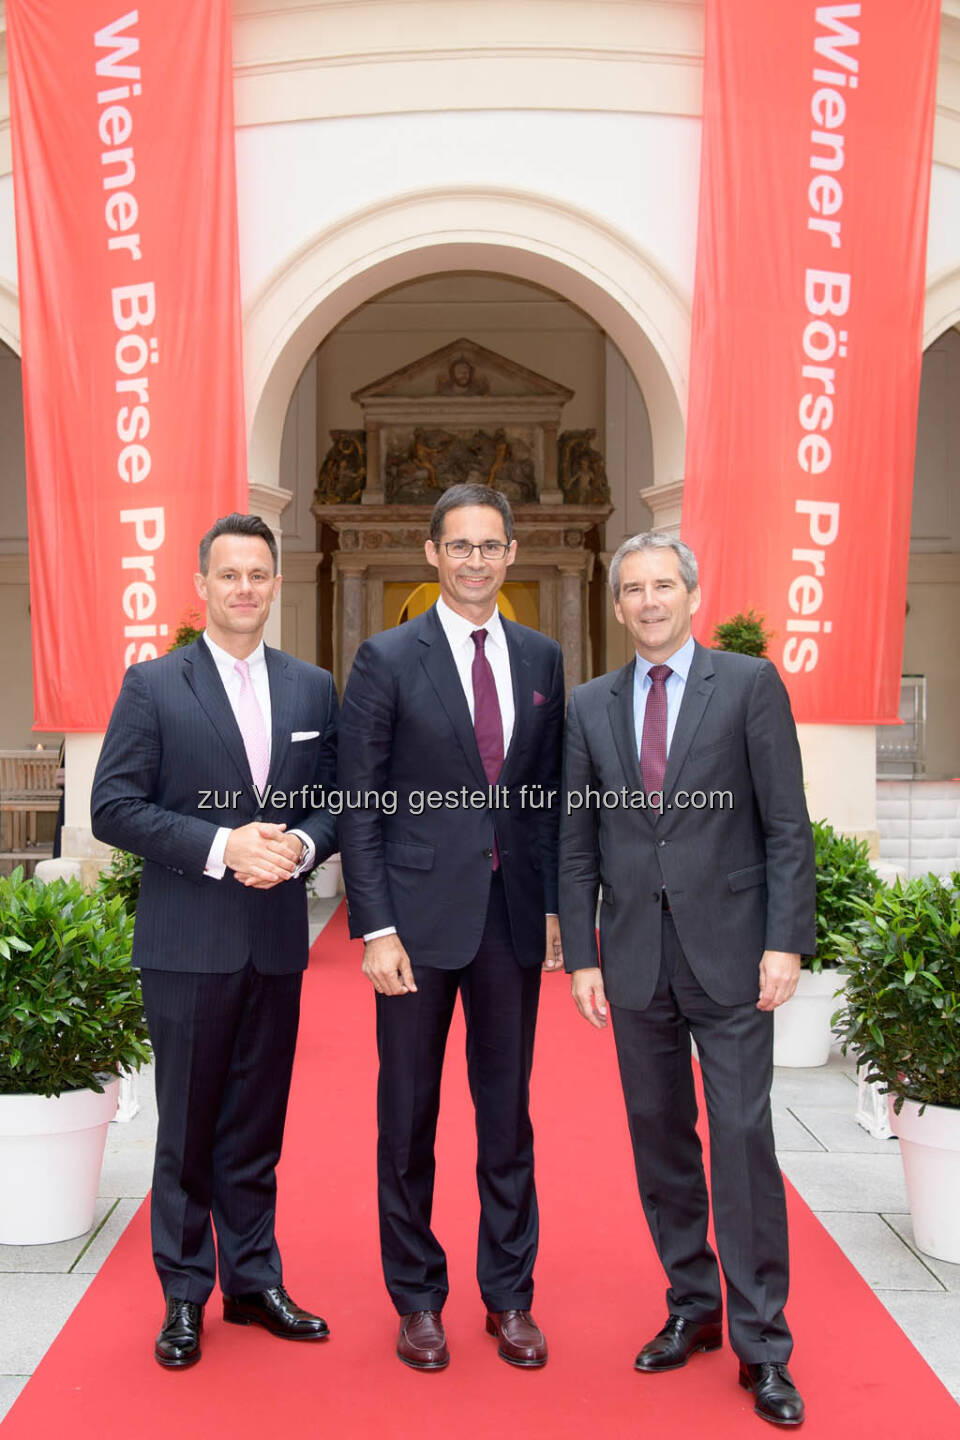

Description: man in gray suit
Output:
[559,532,814,1429]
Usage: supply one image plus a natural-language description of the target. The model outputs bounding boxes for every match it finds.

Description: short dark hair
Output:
[198,513,278,574]
[429,484,515,544]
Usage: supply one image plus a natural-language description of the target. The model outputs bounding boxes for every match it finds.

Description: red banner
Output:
[7,1,247,730]
[682,1,939,723]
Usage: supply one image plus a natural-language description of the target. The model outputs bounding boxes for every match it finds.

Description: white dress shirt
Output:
[632,633,696,760]
[434,593,516,749]
[202,631,314,879]
[363,597,517,943]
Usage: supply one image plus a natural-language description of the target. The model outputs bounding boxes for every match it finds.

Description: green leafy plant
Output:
[806,819,881,971]
[0,868,151,1097]
[96,847,143,914]
[711,609,771,657]
[167,608,203,652]
[832,872,960,1113]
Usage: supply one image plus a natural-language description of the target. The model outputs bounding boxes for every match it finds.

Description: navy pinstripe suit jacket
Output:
[92,638,338,974]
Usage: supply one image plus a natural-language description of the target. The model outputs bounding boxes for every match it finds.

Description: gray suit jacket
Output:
[559,642,815,1008]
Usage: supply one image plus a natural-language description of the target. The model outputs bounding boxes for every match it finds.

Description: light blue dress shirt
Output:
[632,634,696,761]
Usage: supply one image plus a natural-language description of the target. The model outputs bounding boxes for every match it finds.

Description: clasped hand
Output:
[226,822,302,889]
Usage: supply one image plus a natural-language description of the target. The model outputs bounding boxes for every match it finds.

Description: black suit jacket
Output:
[91,638,338,974]
[559,642,815,1007]
[337,605,563,969]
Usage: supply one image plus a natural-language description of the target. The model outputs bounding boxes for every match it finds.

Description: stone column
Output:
[362,424,384,504]
[249,480,294,647]
[339,567,367,691]
[540,425,563,505]
[60,732,112,886]
[558,567,583,690]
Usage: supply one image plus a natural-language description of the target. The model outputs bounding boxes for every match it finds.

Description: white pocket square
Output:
[291,730,320,742]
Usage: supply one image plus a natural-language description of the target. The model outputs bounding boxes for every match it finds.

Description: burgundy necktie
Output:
[640,664,672,799]
[471,628,504,868]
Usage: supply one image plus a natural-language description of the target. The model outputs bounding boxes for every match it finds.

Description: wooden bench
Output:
[0,749,61,876]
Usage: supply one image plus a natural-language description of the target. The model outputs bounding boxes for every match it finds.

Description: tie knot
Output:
[648,664,672,685]
[235,659,251,682]
[471,629,488,653]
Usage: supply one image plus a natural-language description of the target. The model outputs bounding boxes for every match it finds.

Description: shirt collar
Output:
[435,595,505,650]
[635,634,695,685]
[203,630,267,679]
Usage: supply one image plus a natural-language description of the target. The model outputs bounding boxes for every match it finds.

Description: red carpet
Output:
[5,902,958,1438]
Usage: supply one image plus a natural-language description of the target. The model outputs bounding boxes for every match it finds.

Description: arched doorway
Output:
[244,189,689,686]
[272,269,658,686]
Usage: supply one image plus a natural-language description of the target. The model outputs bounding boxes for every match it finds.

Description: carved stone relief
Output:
[384,425,537,504]
[315,429,366,505]
[558,429,610,504]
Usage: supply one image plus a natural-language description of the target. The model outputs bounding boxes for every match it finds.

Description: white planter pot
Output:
[890,1096,960,1264]
[0,1076,119,1244]
[773,967,845,1068]
[310,853,341,899]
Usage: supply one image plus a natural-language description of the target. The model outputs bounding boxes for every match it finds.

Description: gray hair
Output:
[609,531,698,600]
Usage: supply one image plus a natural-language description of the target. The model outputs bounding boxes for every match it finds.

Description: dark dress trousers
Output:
[338,604,563,1314]
[91,638,338,1303]
[559,643,815,1363]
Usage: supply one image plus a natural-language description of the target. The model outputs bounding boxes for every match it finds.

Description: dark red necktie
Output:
[471,628,504,868]
[640,664,672,798]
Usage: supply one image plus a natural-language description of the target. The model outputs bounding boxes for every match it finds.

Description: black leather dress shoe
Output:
[739,1362,805,1427]
[222,1285,329,1340]
[155,1297,204,1369]
[634,1315,723,1372]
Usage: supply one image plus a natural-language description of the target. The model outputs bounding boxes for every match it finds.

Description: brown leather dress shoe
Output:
[397,1310,449,1370]
[485,1310,548,1368]
[222,1284,329,1339]
[155,1297,204,1369]
[634,1315,723,1372]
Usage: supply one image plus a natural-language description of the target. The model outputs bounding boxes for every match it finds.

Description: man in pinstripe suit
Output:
[92,514,338,1370]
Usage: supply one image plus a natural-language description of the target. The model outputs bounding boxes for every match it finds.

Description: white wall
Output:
[236,112,701,310]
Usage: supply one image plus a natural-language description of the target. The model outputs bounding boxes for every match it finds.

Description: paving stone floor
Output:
[2,900,958,1420]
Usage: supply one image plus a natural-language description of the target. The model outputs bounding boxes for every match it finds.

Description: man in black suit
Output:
[338,484,564,1371]
[559,532,814,1428]
[92,513,338,1370]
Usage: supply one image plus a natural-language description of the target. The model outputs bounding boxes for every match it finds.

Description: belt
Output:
[661,889,671,911]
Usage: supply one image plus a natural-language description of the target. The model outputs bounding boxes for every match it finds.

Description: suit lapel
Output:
[662,642,716,800]
[607,660,648,800]
[418,607,489,790]
[500,617,529,779]
[182,639,252,789]
[265,645,296,784]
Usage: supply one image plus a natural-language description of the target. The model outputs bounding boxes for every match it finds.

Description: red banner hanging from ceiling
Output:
[681,1,939,723]
[7,0,247,731]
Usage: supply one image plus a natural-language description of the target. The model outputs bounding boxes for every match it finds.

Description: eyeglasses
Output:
[442,540,510,559]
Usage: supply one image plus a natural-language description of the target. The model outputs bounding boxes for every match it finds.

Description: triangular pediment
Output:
[351,338,574,403]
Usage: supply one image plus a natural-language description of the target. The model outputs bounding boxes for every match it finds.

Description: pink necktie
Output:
[235,659,270,792]
[640,664,672,797]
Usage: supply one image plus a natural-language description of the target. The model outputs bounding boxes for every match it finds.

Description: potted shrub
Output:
[834,872,960,1263]
[711,608,771,656]
[774,820,879,1067]
[0,867,151,1244]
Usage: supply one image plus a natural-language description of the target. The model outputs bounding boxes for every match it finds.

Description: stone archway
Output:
[244,188,690,682]
[244,187,690,499]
